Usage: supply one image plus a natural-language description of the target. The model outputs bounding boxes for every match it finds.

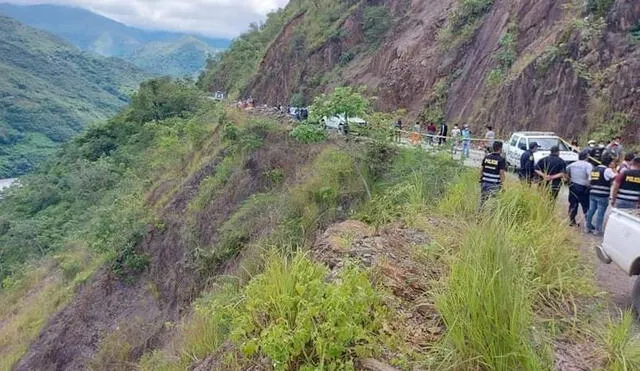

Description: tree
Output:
[308,86,371,127]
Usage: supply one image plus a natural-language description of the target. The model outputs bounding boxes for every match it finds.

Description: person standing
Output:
[611,157,640,210]
[618,153,636,173]
[585,155,617,235]
[535,146,567,200]
[479,141,506,206]
[519,142,539,184]
[450,124,461,154]
[438,122,448,145]
[485,126,496,151]
[394,120,403,142]
[427,122,437,145]
[605,136,624,161]
[462,125,472,159]
[566,150,593,226]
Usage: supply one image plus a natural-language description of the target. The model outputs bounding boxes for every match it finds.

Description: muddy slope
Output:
[15,130,326,370]
[239,0,639,139]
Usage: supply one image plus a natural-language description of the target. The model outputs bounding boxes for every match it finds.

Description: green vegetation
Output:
[587,0,615,19]
[363,5,392,46]
[438,0,495,49]
[0,3,229,77]
[0,78,205,282]
[308,86,370,124]
[0,16,150,177]
[486,24,518,87]
[602,312,640,370]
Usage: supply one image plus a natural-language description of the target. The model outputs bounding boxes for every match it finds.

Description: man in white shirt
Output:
[566,151,593,226]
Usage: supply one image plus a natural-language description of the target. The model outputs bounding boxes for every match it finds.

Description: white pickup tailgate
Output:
[602,209,640,275]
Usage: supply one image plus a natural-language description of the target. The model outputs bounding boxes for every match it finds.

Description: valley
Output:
[0,0,639,370]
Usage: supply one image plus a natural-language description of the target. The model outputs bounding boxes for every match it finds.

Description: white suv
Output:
[505,131,579,170]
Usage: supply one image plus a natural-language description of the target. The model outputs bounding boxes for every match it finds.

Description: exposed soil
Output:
[14,129,328,370]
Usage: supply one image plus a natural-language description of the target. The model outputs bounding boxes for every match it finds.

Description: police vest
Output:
[481,154,503,184]
[590,166,611,198]
[617,169,640,203]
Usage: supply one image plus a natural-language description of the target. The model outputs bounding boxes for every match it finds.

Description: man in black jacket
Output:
[535,146,567,200]
[519,142,538,184]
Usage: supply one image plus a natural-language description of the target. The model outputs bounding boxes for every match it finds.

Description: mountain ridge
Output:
[0,3,230,76]
[0,15,150,177]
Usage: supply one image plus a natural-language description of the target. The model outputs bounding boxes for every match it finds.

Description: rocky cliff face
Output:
[212,0,640,142]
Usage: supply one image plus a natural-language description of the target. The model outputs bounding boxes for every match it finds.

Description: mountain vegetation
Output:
[1,0,640,369]
[0,3,230,77]
[201,0,639,144]
[0,16,150,177]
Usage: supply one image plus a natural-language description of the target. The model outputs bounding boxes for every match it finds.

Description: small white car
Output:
[505,131,579,170]
[321,114,368,134]
[596,209,640,313]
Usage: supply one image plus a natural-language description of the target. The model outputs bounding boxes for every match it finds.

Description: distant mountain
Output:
[0,16,150,177]
[0,3,230,76]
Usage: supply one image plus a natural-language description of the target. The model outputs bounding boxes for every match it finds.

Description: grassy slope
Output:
[0,16,149,177]
[125,37,218,77]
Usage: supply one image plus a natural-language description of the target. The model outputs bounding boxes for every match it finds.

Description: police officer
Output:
[589,141,605,167]
[585,155,616,235]
[519,142,538,184]
[480,141,506,206]
[612,157,640,210]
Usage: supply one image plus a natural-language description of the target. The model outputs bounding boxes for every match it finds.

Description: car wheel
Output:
[632,277,640,316]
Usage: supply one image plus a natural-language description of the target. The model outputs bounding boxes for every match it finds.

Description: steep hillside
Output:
[202,0,640,143]
[0,3,229,76]
[0,81,628,370]
[0,16,149,177]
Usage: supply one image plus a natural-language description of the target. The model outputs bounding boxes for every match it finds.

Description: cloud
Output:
[5,0,289,38]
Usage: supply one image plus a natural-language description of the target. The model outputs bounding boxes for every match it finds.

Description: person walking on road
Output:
[566,150,593,226]
[451,124,461,154]
[585,155,617,235]
[611,157,640,210]
[535,146,567,200]
[479,141,506,207]
[519,142,539,184]
[438,122,448,145]
[462,125,472,159]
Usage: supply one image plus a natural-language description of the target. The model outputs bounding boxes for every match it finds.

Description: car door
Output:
[507,135,520,167]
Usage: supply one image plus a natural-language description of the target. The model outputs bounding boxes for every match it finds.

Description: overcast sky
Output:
[5,0,289,38]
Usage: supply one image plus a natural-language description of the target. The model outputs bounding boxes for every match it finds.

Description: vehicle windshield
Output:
[531,138,569,151]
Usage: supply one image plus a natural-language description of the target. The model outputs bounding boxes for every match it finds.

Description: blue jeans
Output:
[462,141,471,158]
[616,199,639,210]
[585,196,609,233]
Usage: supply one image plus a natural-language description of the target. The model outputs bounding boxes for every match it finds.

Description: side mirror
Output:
[519,144,527,151]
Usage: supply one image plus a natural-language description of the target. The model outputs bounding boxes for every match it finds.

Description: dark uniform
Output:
[589,147,604,167]
[616,169,640,209]
[480,152,506,205]
[519,150,535,183]
[585,166,613,234]
[535,154,566,200]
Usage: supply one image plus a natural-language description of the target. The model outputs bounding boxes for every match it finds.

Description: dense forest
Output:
[0,16,150,177]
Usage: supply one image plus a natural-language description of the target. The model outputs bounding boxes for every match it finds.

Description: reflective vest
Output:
[481,153,503,184]
[617,169,640,204]
[590,166,611,198]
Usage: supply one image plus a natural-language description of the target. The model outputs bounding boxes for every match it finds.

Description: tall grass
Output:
[436,172,594,369]
[602,311,640,371]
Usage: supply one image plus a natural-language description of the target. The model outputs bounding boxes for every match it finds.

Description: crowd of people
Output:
[480,137,639,236]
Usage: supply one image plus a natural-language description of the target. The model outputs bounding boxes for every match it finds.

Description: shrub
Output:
[289,92,305,107]
[338,51,354,66]
[231,254,384,369]
[289,124,327,144]
[448,0,495,34]
[587,0,615,19]
[363,6,392,45]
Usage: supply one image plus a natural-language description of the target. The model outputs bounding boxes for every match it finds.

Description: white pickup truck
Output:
[504,131,579,170]
[596,209,640,312]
